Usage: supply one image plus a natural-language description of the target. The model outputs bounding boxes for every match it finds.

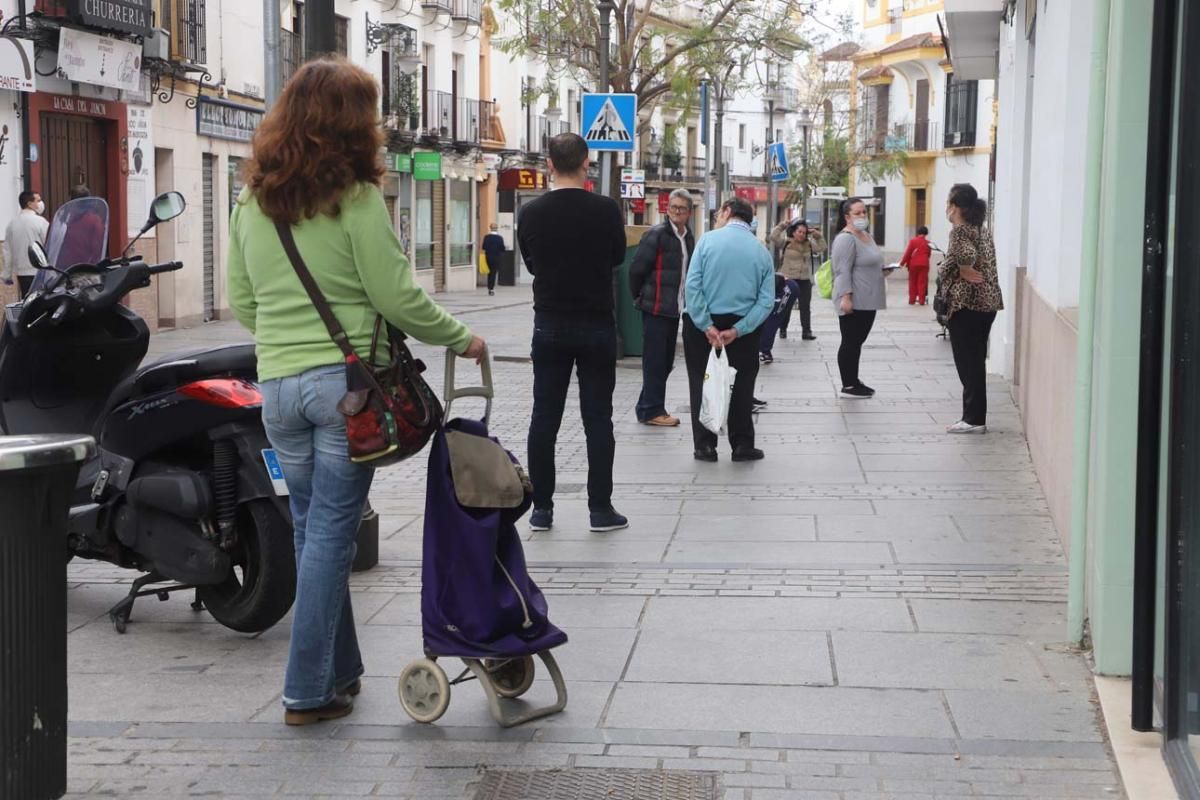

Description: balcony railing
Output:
[891,120,942,153]
[424,90,452,137]
[161,0,208,66]
[480,99,503,143]
[454,96,480,143]
[422,90,480,143]
[421,0,452,12]
[765,83,799,113]
[451,0,481,24]
[385,73,420,132]
[652,156,706,185]
[944,124,977,149]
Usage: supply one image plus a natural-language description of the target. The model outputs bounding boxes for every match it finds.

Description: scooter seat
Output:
[107,343,258,411]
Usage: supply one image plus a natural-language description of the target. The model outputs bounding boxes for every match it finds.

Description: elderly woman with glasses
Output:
[628,188,696,427]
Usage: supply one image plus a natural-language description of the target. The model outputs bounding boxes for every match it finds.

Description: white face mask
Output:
[852,217,869,232]
[33,201,44,215]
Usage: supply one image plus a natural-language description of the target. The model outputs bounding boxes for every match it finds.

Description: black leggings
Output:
[837,310,876,388]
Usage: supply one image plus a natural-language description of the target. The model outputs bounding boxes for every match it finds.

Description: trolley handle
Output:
[443,348,494,423]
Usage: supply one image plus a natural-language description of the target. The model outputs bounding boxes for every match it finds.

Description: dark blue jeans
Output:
[528,319,617,511]
[636,312,680,421]
[759,280,798,355]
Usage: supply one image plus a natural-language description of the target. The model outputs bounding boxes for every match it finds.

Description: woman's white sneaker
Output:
[946,420,987,434]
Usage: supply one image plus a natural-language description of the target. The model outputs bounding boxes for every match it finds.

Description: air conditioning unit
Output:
[144,28,170,61]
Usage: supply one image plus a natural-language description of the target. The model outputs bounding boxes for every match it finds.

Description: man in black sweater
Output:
[517,133,629,533]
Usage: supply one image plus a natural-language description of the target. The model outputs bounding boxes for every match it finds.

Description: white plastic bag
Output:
[699,347,737,435]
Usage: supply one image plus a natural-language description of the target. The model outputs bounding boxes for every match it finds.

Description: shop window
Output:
[449,179,472,266]
[415,180,434,270]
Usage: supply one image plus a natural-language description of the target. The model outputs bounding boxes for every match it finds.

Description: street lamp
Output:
[595,0,617,201]
[798,108,813,211]
[646,129,662,175]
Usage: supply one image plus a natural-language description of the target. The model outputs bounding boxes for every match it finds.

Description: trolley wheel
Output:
[484,656,536,699]
[398,658,451,723]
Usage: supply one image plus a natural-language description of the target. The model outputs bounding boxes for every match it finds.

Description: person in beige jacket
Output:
[769,219,825,340]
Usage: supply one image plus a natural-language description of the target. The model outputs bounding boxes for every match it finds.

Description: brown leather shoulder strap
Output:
[274,222,356,358]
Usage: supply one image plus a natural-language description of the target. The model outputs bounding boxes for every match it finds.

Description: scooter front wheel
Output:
[197,499,296,633]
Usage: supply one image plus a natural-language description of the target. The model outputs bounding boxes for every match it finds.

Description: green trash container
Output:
[615,225,652,358]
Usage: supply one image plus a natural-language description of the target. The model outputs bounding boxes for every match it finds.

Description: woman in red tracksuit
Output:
[900,225,932,305]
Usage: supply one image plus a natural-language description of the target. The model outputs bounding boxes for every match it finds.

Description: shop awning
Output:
[943,0,1005,80]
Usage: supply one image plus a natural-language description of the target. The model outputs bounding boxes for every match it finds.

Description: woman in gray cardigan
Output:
[831,197,890,398]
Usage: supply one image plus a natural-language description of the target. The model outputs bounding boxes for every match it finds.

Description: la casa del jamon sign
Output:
[66,0,154,38]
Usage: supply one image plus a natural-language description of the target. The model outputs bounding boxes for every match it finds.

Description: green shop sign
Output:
[413,152,442,180]
[390,153,412,173]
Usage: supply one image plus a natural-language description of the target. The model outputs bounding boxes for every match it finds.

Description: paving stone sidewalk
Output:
[65,278,1123,799]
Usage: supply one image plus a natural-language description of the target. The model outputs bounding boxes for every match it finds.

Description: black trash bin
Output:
[0,434,95,800]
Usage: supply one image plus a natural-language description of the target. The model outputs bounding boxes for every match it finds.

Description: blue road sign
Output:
[767,142,789,183]
[581,93,637,152]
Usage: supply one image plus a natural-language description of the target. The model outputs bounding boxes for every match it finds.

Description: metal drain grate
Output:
[472,768,719,800]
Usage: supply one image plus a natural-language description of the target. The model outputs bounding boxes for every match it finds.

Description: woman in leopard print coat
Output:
[938,183,1003,434]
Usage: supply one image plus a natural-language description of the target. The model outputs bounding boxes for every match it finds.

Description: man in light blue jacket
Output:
[683,197,775,463]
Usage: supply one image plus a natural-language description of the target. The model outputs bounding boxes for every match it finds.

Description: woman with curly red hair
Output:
[227,58,486,725]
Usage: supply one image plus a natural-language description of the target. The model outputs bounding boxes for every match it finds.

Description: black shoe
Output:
[488,289,495,296]
[731,447,765,462]
[693,446,718,462]
[802,332,816,341]
[840,384,873,398]
[858,382,876,395]
[589,507,629,532]
[751,397,768,411]
[759,352,773,364]
[779,329,788,339]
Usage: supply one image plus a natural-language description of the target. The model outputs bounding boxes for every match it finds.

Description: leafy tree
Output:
[494,0,809,137]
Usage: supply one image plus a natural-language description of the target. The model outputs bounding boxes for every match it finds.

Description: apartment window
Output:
[860,83,890,153]
[161,0,208,66]
[335,15,349,57]
[280,2,303,86]
[738,124,746,150]
[944,75,978,148]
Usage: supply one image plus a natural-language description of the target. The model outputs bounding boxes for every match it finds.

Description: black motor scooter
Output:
[0,192,295,633]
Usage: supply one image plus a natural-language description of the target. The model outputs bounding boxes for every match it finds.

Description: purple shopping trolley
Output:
[397,351,568,728]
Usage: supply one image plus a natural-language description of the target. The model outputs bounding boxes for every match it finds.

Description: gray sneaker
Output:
[946,421,987,434]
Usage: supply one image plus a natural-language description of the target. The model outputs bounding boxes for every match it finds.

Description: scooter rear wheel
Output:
[197,499,296,633]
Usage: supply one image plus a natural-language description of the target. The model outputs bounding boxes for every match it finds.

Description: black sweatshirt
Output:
[516,188,626,323]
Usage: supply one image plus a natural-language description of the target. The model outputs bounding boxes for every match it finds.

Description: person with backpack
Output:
[900,225,932,305]
[629,188,696,427]
[769,219,825,341]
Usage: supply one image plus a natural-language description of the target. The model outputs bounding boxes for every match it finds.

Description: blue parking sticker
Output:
[261,449,289,496]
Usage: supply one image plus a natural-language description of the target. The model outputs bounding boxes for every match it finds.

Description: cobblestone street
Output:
[63,279,1123,799]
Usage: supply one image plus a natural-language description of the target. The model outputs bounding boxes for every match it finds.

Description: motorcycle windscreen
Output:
[30,198,111,292]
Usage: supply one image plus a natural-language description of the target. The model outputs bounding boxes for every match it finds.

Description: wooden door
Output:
[40,114,109,223]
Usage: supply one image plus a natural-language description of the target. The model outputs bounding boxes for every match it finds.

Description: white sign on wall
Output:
[58,27,142,94]
[126,105,155,238]
[0,104,23,233]
[0,37,36,93]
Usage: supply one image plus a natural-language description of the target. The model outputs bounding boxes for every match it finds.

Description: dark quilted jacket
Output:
[629,221,695,318]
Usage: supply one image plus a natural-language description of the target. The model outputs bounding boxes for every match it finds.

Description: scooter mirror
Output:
[147,192,186,227]
[27,242,49,270]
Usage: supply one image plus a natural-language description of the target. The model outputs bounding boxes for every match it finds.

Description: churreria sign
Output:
[68,0,153,37]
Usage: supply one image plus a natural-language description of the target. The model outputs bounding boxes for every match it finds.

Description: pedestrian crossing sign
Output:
[582,93,637,152]
[767,142,789,183]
